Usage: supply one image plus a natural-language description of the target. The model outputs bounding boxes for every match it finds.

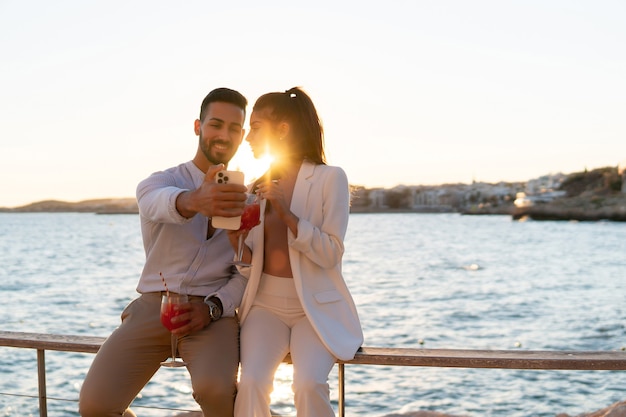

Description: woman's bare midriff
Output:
[263,208,293,278]
[262,174,296,278]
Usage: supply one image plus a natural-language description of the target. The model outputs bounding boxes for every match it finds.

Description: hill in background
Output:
[0,198,138,214]
[512,166,626,221]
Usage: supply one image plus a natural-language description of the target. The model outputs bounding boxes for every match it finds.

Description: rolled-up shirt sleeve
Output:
[137,172,191,224]
[207,269,247,317]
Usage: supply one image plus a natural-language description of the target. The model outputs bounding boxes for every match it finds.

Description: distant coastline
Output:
[2,194,626,222]
[0,198,139,214]
[1,197,466,215]
[2,165,625,222]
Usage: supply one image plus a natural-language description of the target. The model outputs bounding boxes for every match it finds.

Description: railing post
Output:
[338,363,345,417]
[37,349,48,417]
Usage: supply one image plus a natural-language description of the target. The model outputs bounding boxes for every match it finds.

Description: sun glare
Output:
[270,364,295,406]
[230,147,274,184]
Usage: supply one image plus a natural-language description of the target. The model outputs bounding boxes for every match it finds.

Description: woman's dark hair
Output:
[253,87,326,165]
[199,87,248,121]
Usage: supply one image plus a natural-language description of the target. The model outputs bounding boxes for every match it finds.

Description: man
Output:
[79,87,248,417]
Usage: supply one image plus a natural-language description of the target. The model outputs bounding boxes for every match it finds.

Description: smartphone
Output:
[211,170,245,230]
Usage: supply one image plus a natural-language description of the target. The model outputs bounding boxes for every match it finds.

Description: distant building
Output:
[411,186,457,211]
[526,173,566,195]
[349,166,623,212]
[369,188,387,208]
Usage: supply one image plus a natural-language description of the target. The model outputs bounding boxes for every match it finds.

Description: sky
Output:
[1,0,625,207]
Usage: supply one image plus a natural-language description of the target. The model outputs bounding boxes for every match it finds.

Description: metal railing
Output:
[2,330,626,417]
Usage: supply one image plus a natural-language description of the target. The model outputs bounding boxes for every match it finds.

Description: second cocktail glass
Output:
[233,193,261,267]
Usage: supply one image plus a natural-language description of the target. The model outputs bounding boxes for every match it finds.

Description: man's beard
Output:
[200,137,231,166]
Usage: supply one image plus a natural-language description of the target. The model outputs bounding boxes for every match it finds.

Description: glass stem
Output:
[171,333,177,362]
[237,234,244,263]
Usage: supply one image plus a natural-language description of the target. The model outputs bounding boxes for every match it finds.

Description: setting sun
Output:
[230,146,274,185]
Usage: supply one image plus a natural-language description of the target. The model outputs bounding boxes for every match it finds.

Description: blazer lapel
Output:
[290,161,315,217]
[288,161,315,294]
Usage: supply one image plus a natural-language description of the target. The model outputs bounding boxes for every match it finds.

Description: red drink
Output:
[240,202,260,231]
[159,293,189,367]
[160,298,189,331]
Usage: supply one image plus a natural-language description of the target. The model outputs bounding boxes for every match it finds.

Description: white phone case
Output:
[211,170,245,230]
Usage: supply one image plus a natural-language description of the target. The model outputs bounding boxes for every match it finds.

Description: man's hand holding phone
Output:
[175,165,246,220]
[211,169,246,229]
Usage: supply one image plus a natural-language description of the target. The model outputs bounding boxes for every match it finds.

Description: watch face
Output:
[208,303,221,320]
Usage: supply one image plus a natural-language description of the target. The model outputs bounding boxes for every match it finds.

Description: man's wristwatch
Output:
[204,297,222,321]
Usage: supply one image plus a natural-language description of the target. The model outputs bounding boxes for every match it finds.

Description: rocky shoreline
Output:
[511,194,626,222]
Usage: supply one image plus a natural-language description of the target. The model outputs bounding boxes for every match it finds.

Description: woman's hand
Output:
[256,180,299,236]
[257,180,290,220]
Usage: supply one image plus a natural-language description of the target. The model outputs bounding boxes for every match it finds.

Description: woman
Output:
[230,87,363,417]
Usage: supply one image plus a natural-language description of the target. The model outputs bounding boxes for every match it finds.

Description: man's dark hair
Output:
[199,88,247,121]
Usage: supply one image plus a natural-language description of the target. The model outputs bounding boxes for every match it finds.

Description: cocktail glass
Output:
[160,293,189,367]
[233,193,261,267]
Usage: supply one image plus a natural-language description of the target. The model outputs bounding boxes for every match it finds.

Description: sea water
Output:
[1,212,625,417]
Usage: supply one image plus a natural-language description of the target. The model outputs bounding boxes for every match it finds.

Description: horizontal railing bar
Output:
[2,330,626,417]
[2,330,625,370]
[349,346,626,370]
[0,331,104,353]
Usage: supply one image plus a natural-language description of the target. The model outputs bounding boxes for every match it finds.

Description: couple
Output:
[78,87,363,417]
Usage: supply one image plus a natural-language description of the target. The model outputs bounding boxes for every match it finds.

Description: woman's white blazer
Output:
[237,161,364,361]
